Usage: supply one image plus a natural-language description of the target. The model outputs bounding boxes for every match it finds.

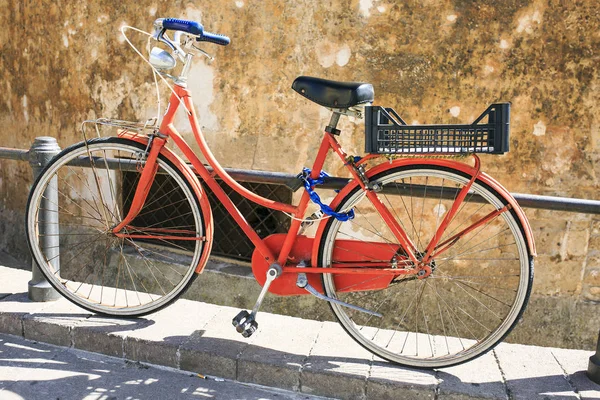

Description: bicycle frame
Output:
[113,85,419,265]
[113,84,536,293]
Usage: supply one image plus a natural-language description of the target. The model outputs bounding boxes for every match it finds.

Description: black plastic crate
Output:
[365,103,510,155]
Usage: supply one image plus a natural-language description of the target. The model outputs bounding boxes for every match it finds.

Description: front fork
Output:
[112,133,167,234]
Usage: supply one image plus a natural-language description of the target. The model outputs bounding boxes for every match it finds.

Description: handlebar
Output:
[156,18,230,46]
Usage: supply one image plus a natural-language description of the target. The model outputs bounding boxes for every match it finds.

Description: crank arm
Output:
[232,263,282,338]
[296,273,382,318]
[251,263,281,317]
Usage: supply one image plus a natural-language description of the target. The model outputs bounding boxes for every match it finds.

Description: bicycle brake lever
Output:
[192,44,215,63]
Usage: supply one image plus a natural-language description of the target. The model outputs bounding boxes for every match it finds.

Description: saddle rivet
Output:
[301,88,306,94]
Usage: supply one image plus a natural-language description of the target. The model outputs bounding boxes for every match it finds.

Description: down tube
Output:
[165,125,277,264]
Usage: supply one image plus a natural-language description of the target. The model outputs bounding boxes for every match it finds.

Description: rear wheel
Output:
[25,137,207,317]
[318,165,532,368]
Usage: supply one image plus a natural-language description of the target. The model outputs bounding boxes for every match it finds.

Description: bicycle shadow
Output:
[75,314,156,332]
[163,331,599,398]
[436,368,599,398]
[1,292,154,327]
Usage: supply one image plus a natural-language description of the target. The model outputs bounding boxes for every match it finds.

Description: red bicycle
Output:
[26,18,535,368]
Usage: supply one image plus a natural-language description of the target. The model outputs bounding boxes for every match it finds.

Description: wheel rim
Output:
[321,167,530,368]
[26,140,204,316]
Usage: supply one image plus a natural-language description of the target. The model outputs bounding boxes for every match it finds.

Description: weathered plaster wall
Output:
[1,0,599,347]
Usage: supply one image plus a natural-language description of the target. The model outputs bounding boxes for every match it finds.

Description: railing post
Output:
[27,137,61,302]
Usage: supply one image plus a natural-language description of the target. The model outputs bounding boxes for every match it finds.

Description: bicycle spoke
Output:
[417,176,428,250]
[346,211,398,248]
[382,192,410,239]
[433,227,514,270]
[447,277,505,319]
[427,279,467,351]
[60,168,107,222]
[38,232,101,237]
[42,185,106,225]
[85,147,116,230]
[383,280,422,351]
[439,218,509,260]
[100,149,124,222]
[429,276,519,294]
[436,242,517,269]
[394,181,420,249]
[430,278,480,340]
[435,288,450,356]
[421,290,434,357]
[45,231,107,265]
[117,239,143,306]
[452,278,513,309]
[66,164,119,223]
[124,238,183,285]
[134,185,190,219]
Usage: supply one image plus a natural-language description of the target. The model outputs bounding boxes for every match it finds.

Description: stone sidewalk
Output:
[1,264,599,400]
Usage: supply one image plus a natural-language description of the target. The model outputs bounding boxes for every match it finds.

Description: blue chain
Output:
[301,168,355,221]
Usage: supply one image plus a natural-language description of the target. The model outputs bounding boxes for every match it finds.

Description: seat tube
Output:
[276,133,332,266]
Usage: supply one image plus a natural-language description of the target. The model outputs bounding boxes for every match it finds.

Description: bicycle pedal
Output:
[232,310,250,328]
[232,310,258,338]
[240,319,258,338]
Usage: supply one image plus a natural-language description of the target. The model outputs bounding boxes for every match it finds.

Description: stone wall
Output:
[1,0,599,348]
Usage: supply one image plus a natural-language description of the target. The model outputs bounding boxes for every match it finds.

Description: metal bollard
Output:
[588,331,600,384]
[28,137,61,302]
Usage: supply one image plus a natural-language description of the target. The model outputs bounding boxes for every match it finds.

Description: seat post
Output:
[325,111,341,135]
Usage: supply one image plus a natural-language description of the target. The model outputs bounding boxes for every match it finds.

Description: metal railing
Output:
[6,142,600,214]
[5,138,600,281]
[2,137,600,381]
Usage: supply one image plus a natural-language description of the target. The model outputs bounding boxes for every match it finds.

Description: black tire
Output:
[318,164,533,368]
[25,137,208,317]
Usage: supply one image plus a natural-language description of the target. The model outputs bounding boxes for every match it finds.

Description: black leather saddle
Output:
[292,76,374,109]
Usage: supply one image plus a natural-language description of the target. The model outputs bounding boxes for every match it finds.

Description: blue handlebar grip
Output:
[162,18,204,36]
[200,31,231,46]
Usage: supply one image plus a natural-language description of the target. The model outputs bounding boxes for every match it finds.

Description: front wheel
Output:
[318,165,533,368]
[25,137,208,317]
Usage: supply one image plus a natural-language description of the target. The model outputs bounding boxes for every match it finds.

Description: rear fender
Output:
[117,131,214,273]
[311,158,536,268]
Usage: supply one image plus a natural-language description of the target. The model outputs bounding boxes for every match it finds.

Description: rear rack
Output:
[364,103,510,155]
